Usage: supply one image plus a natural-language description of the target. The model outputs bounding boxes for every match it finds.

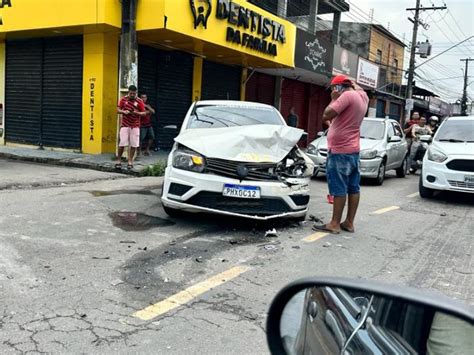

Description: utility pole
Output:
[460,58,473,116]
[404,1,447,124]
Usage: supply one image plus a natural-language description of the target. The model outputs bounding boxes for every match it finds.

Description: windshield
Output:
[360,120,385,140]
[435,120,474,142]
[188,105,283,129]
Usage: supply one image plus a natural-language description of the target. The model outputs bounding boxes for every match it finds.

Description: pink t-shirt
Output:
[327,90,369,154]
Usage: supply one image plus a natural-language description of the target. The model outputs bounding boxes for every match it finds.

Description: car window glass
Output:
[361,121,386,140]
[387,124,396,138]
[188,105,284,129]
[392,123,403,137]
[435,120,474,142]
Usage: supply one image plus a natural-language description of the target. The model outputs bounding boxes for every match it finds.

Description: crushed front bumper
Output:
[162,166,310,220]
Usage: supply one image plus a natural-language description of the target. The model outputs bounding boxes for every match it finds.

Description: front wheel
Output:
[375,161,386,186]
[419,175,435,198]
[396,157,408,178]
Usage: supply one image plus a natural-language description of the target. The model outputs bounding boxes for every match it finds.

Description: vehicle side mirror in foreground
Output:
[389,135,402,143]
[317,131,324,138]
[420,135,433,143]
[267,277,473,355]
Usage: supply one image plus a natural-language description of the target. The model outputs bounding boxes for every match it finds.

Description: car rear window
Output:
[435,120,474,142]
[188,105,284,129]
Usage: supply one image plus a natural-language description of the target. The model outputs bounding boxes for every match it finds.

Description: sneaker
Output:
[327,194,334,204]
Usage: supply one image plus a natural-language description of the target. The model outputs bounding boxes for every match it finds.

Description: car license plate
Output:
[465,175,474,183]
[222,184,260,199]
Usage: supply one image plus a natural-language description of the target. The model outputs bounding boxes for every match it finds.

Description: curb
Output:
[0,152,141,176]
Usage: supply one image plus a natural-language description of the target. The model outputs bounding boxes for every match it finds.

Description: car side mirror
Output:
[420,135,432,143]
[317,131,324,138]
[389,135,402,143]
[267,277,473,355]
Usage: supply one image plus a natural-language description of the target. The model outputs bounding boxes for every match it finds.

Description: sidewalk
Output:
[0,145,169,175]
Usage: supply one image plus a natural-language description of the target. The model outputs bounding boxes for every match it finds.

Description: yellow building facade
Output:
[0,0,296,154]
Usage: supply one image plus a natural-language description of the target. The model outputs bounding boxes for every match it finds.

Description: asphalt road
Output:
[0,159,473,354]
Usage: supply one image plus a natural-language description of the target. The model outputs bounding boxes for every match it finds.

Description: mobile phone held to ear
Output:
[335,84,344,92]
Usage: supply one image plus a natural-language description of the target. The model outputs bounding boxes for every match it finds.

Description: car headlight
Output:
[307,145,317,155]
[360,149,377,159]
[172,149,206,173]
[427,148,447,163]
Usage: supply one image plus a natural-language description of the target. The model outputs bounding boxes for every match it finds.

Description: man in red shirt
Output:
[313,75,369,234]
[139,94,156,156]
[116,85,147,169]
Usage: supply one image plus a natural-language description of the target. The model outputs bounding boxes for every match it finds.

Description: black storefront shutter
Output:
[5,39,42,146]
[138,46,193,150]
[5,36,83,149]
[202,60,241,101]
[42,36,83,148]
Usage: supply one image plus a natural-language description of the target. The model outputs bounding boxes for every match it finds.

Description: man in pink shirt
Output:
[313,75,369,234]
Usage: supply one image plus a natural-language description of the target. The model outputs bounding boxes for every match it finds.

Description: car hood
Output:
[175,125,304,163]
[432,141,474,156]
[360,138,382,151]
[311,137,380,151]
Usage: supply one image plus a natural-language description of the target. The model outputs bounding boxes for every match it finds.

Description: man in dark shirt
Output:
[404,111,421,151]
[116,85,147,169]
[139,94,156,156]
[287,107,298,128]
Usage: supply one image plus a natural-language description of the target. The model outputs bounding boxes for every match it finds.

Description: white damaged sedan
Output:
[161,101,314,220]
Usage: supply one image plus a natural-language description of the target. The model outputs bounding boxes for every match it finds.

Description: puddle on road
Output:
[90,189,158,197]
[109,212,174,231]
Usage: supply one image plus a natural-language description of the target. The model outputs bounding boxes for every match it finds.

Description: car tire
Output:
[419,175,435,198]
[162,204,184,218]
[375,160,386,186]
[396,156,408,178]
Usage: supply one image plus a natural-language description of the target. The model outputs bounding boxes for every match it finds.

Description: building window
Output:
[392,58,399,77]
[376,49,382,64]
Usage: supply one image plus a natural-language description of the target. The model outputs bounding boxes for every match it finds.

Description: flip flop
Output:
[340,223,355,233]
[114,163,122,170]
[127,164,134,170]
[312,224,340,234]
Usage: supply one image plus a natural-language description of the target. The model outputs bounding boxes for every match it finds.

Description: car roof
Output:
[195,100,275,109]
[444,115,474,121]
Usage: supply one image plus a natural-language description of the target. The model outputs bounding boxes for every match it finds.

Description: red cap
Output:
[330,75,351,86]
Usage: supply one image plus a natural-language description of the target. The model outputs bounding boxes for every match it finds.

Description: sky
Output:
[324,0,473,102]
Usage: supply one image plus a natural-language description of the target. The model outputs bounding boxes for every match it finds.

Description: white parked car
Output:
[161,101,314,220]
[419,115,474,198]
[306,118,409,185]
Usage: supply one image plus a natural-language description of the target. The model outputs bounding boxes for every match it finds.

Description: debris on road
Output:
[292,246,301,249]
[309,215,324,224]
[440,212,447,216]
[111,279,124,286]
[195,257,203,263]
[264,244,279,251]
[92,256,110,260]
[265,228,278,238]
[322,242,332,248]
[164,278,170,283]
[120,240,136,244]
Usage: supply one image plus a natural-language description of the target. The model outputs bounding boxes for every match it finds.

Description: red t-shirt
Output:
[327,90,369,154]
[140,109,152,128]
[118,96,145,128]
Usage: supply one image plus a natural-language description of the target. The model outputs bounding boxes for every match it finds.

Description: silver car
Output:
[306,118,409,185]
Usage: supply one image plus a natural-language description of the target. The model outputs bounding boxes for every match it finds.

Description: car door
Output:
[392,122,408,162]
[385,123,399,169]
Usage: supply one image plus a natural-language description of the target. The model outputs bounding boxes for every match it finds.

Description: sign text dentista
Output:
[216,0,286,56]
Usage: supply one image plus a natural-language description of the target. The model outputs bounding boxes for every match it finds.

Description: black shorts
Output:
[140,127,155,144]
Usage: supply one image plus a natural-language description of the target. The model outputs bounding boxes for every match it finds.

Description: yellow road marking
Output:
[407,192,419,198]
[371,206,400,215]
[302,232,329,243]
[133,266,251,321]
